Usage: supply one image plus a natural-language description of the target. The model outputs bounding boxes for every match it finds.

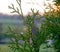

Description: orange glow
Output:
[0,0,55,15]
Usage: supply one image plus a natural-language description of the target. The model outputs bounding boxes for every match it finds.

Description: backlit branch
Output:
[8,0,24,21]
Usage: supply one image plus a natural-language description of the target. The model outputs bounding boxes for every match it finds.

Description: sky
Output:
[0,0,55,15]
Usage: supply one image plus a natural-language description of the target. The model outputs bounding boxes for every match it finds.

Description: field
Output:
[0,44,56,52]
[0,44,13,52]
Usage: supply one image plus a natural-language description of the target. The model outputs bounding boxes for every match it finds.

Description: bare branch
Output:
[8,0,25,21]
[16,0,24,19]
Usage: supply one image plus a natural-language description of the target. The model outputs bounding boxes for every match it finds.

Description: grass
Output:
[0,44,13,52]
[0,44,55,52]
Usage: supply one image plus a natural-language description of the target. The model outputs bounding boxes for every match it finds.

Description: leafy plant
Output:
[44,5,60,52]
[8,0,60,52]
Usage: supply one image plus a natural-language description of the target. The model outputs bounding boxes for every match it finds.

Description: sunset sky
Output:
[0,0,55,15]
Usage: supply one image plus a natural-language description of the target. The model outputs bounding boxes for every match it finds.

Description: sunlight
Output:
[0,0,55,15]
[0,0,18,14]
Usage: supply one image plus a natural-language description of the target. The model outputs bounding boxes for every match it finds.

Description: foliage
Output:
[44,6,60,52]
[8,1,48,51]
[55,0,60,5]
[8,0,60,52]
[7,13,48,52]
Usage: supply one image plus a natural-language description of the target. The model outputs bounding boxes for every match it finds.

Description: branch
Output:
[16,0,24,20]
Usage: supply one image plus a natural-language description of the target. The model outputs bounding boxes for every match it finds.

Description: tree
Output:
[42,1,60,51]
[55,0,60,5]
[8,0,48,52]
